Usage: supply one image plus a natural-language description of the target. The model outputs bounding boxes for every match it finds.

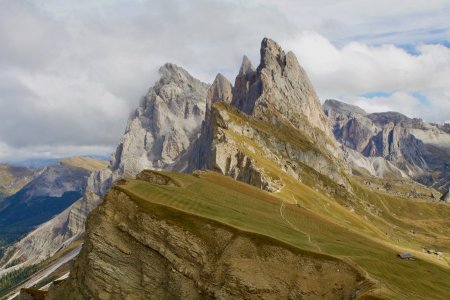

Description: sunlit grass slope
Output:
[115,171,450,300]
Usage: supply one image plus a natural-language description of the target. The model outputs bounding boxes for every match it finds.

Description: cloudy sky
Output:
[0,0,449,162]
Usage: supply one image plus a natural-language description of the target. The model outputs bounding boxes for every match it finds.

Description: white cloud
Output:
[0,0,448,161]
[284,31,450,122]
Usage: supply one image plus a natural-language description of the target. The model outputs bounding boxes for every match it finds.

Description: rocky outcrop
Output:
[231,56,259,114]
[190,39,348,192]
[324,100,376,153]
[189,74,233,172]
[233,39,334,142]
[47,187,367,300]
[136,170,181,187]
[110,63,209,177]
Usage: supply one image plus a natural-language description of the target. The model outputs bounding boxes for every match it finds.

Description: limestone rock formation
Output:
[190,39,347,192]
[233,39,334,141]
[30,37,450,299]
[110,63,209,177]
[189,73,233,172]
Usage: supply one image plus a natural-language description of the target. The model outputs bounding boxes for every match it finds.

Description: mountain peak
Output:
[158,63,196,84]
[208,73,233,105]
[239,55,255,75]
[258,38,287,73]
[253,38,333,138]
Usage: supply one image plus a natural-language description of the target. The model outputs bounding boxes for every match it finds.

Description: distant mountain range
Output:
[0,157,107,281]
[5,155,109,169]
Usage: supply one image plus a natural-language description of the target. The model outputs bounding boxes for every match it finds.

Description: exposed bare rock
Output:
[47,188,367,300]
[189,73,233,172]
[1,64,209,282]
[343,147,407,179]
[136,170,181,187]
[231,55,258,114]
[190,39,348,192]
[236,38,334,141]
[323,99,367,117]
[110,63,209,177]
[208,109,282,192]
[0,163,90,247]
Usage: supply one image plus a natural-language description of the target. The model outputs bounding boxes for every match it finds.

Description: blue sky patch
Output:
[360,91,393,98]
[412,92,430,105]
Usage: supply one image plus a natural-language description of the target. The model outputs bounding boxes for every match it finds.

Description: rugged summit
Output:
[110,63,209,177]
[190,38,346,192]
[233,38,333,140]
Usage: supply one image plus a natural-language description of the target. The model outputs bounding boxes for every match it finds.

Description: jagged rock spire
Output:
[231,38,333,139]
[207,73,233,105]
[239,55,255,76]
[205,73,233,123]
[231,55,259,114]
[110,62,209,176]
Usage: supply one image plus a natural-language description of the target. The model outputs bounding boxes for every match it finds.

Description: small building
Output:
[398,253,415,260]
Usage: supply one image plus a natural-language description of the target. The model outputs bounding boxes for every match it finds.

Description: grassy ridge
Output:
[116,171,450,300]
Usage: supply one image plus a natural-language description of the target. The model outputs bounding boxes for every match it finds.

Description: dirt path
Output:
[278,198,322,252]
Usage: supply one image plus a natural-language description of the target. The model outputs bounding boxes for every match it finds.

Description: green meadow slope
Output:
[111,170,450,300]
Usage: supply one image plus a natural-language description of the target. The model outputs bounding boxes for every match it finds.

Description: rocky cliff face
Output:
[189,73,233,172]
[47,185,366,300]
[324,99,450,189]
[190,39,347,192]
[110,63,208,177]
[233,39,334,142]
